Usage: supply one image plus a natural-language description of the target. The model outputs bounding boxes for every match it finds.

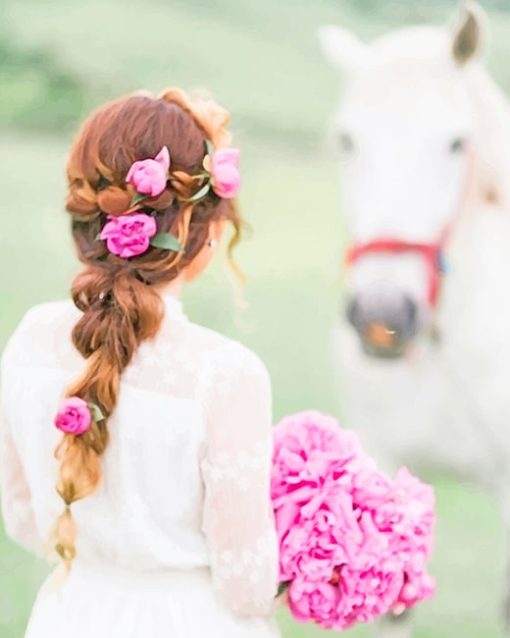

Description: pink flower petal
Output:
[155,146,170,171]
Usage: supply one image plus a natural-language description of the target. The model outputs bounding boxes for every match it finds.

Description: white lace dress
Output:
[0,293,281,638]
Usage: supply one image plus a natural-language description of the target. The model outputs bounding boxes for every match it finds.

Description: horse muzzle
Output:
[346,288,421,358]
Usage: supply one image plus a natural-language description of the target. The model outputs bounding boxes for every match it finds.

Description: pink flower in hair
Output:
[54,397,92,436]
[211,148,241,198]
[100,212,157,258]
[126,146,170,197]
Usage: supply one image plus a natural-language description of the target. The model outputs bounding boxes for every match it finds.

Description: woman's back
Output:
[1,294,280,624]
[1,87,281,638]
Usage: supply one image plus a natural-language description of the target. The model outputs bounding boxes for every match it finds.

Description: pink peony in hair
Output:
[126,146,170,198]
[99,212,157,258]
[54,397,92,436]
[211,148,241,198]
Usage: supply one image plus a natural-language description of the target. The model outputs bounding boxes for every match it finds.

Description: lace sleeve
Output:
[0,386,41,554]
[199,343,279,616]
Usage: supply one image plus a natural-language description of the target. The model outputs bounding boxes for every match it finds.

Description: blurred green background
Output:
[1,0,509,636]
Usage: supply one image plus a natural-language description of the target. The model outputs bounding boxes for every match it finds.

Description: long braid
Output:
[53,268,163,566]
[52,89,244,569]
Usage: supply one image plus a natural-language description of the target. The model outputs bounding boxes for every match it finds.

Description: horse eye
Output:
[338,132,354,154]
[449,137,467,154]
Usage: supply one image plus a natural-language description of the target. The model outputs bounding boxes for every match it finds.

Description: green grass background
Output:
[0,0,509,636]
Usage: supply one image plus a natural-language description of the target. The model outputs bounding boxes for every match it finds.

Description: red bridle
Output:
[344,152,474,309]
[346,240,446,307]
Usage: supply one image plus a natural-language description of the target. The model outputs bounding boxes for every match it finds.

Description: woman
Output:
[0,88,281,637]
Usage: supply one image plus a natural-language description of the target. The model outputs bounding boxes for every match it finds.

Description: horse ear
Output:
[452,1,488,65]
[318,25,370,74]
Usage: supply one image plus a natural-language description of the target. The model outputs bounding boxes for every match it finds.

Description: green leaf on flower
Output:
[131,193,148,206]
[276,582,290,597]
[205,139,214,158]
[95,233,101,241]
[186,182,211,203]
[150,232,181,252]
[89,402,105,422]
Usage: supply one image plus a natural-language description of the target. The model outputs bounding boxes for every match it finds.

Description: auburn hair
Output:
[53,88,243,567]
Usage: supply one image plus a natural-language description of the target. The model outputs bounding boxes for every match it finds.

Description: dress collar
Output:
[159,291,187,322]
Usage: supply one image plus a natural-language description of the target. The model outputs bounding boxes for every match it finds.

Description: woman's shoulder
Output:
[188,321,270,383]
[21,298,77,322]
[2,299,79,367]
[10,298,78,336]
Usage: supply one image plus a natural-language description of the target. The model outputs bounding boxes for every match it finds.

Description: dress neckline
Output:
[159,291,187,323]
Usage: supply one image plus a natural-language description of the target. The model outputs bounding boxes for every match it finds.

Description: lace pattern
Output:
[198,342,279,615]
[1,296,279,617]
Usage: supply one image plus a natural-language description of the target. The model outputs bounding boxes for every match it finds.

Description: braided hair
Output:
[53,89,243,567]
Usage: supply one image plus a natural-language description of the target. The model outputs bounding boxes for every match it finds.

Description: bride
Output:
[0,87,281,637]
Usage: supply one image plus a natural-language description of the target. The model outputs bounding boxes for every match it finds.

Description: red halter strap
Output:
[345,150,474,308]
[345,240,445,307]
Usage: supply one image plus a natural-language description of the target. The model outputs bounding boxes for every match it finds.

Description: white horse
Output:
[320,3,510,636]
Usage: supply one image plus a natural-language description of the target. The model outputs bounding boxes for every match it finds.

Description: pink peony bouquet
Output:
[271,411,435,631]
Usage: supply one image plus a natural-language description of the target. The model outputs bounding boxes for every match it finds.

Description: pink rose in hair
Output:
[211,148,241,198]
[54,397,92,435]
[100,212,157,258]
[126,146,170,197]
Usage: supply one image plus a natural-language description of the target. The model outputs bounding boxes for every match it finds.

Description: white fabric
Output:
[0,293,281,637]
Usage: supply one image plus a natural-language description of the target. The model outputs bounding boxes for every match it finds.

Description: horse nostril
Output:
[346,297,398,347]
[449,136,467,154]
[346,298,359,328]
[403,295,419,337]
[344,292,421,357]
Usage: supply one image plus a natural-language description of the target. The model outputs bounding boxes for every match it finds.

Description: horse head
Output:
[319,3,502,358]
